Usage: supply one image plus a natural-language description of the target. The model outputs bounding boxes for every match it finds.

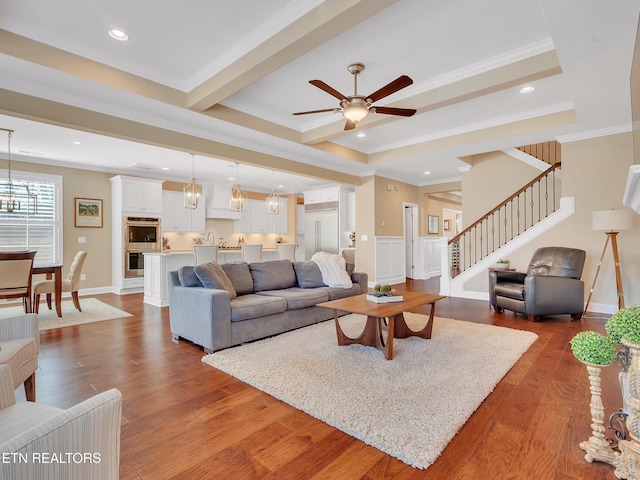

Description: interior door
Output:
[404,206,414,278]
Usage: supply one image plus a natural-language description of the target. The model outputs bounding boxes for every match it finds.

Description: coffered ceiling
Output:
[0,0,638,194]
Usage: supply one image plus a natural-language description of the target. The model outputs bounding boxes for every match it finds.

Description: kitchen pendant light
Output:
[229,163,247,212]
[0,128,38,214]
[266,171,280,215]
[183,154,202,209]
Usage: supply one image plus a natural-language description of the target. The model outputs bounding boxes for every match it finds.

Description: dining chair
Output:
[276,243,296,261]
[194,245,219,264]
[0,250,37,313]
[33,250,87,314]
[241,244,263,263]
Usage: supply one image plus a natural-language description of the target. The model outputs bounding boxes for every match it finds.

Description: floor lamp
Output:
[584,209,634,313]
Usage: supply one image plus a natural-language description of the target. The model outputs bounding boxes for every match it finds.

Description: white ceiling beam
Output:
[186,0,400,111]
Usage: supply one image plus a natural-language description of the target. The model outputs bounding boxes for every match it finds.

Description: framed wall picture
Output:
[444,219,450,231]
[428,215,439,234]
[75,197,103,228]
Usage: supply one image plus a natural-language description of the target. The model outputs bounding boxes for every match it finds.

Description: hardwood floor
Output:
[22,278,620,479]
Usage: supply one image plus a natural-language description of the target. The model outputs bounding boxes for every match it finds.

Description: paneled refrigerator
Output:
[304,202,339,259]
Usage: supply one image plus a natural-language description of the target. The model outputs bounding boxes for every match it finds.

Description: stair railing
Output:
[448,162,562,277]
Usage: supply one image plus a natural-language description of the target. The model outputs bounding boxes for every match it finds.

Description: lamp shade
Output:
[592,209,634,231]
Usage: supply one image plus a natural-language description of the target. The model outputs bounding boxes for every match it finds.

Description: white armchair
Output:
[0,365,122,480]
[0,313,39,401]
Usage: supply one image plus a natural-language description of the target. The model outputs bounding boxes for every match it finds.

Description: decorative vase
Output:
[615,340,640,479]
[579,363,617,465]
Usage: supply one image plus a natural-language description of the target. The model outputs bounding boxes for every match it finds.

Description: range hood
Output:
[205,184,242,219]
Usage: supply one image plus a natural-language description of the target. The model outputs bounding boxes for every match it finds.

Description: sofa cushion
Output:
[194,262,237,299]
[178,265,203,287]
[256,287,329,310]
[229,294,287,322]
[293,261,326,288]
[249,260,297,292]
[222,262,253,295]
[318,284,362,301]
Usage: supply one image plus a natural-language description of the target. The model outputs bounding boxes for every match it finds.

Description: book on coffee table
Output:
[366,294,404,303]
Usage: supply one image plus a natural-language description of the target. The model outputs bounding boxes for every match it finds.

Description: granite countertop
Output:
[149,247,280,255]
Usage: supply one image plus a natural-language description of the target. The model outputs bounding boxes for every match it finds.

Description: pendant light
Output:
[229,163,247,212]
[0,128,38,214]
[266,171,281,215]
[183,154,202,209]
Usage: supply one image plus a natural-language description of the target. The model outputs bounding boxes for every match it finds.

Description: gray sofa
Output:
[168,259,368,352]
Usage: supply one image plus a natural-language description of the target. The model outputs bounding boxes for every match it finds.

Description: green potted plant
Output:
[570,331,616,366]
[492,258,511,270]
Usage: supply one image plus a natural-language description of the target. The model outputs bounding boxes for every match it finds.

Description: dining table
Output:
[33,263,63,317]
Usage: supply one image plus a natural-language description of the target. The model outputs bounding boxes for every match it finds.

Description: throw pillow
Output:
[194,262,237,299]
[178,266,203,287]
[221,262,254,296]
[249,260,297,292]
[293,261,326,288]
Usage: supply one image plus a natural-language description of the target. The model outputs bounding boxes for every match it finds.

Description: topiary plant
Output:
[606,305,640,346]
[570,331,616,366]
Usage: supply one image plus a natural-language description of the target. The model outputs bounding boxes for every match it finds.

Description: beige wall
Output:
[373,177,419,236]
[0,159,114,289]
[461,132,640,309]
[355,176,376,280]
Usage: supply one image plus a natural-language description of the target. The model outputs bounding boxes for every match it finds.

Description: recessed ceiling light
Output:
[423,171,431,175]
[356,133,366,138]
[161,167,170,171]
[278,185,284,188]
[228,176,235,181]
[108,29,129,41]
[519,86,535,94]
[73,141,81,145]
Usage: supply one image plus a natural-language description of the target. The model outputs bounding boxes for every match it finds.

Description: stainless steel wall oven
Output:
[123,216,161,277]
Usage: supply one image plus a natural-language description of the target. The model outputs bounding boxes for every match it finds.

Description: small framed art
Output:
[75,197,103,228]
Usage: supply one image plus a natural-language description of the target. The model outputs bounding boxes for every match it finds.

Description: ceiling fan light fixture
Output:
[342,105,369,123]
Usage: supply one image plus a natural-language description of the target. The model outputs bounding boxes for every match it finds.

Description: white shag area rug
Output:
[202,313,538,470]
[0,298,132,330]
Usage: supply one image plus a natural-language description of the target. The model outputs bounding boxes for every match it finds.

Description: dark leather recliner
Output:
[489,246,586,321]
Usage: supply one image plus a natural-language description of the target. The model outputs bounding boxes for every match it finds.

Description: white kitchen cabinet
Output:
[234,198,288,234]
[119,176,163,214]
[250,199,270,233]
[162,190,205,233]
[233,202,252,233]
[297,204,304,234]
[272,198,288,234]
[303,186,340,205]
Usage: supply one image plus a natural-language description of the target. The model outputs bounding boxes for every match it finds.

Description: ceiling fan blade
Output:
[367,75,413,103]
[373,106,417,117]
[309,80,347,100]
[344,119,356,130]
[292,108,338,116]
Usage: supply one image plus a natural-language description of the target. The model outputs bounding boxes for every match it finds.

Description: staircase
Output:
[440,159,575,298]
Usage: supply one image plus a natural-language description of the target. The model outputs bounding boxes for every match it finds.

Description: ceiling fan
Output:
[292,63,417,130]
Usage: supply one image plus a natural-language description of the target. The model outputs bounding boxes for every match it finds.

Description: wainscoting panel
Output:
[415,237,443,279]
[375,236,405,285]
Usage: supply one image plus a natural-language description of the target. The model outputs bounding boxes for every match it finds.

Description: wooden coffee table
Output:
[317,290,446,360]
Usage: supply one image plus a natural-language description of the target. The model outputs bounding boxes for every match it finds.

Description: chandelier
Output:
[0,128,37,214]
[183,154,202,209]
[229,163,247,212]
[266,171,280,215]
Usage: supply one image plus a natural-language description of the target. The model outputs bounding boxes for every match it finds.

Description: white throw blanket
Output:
[311,251,353,289]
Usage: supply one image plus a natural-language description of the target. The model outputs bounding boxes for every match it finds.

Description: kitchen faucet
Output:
[206,232,215,245]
